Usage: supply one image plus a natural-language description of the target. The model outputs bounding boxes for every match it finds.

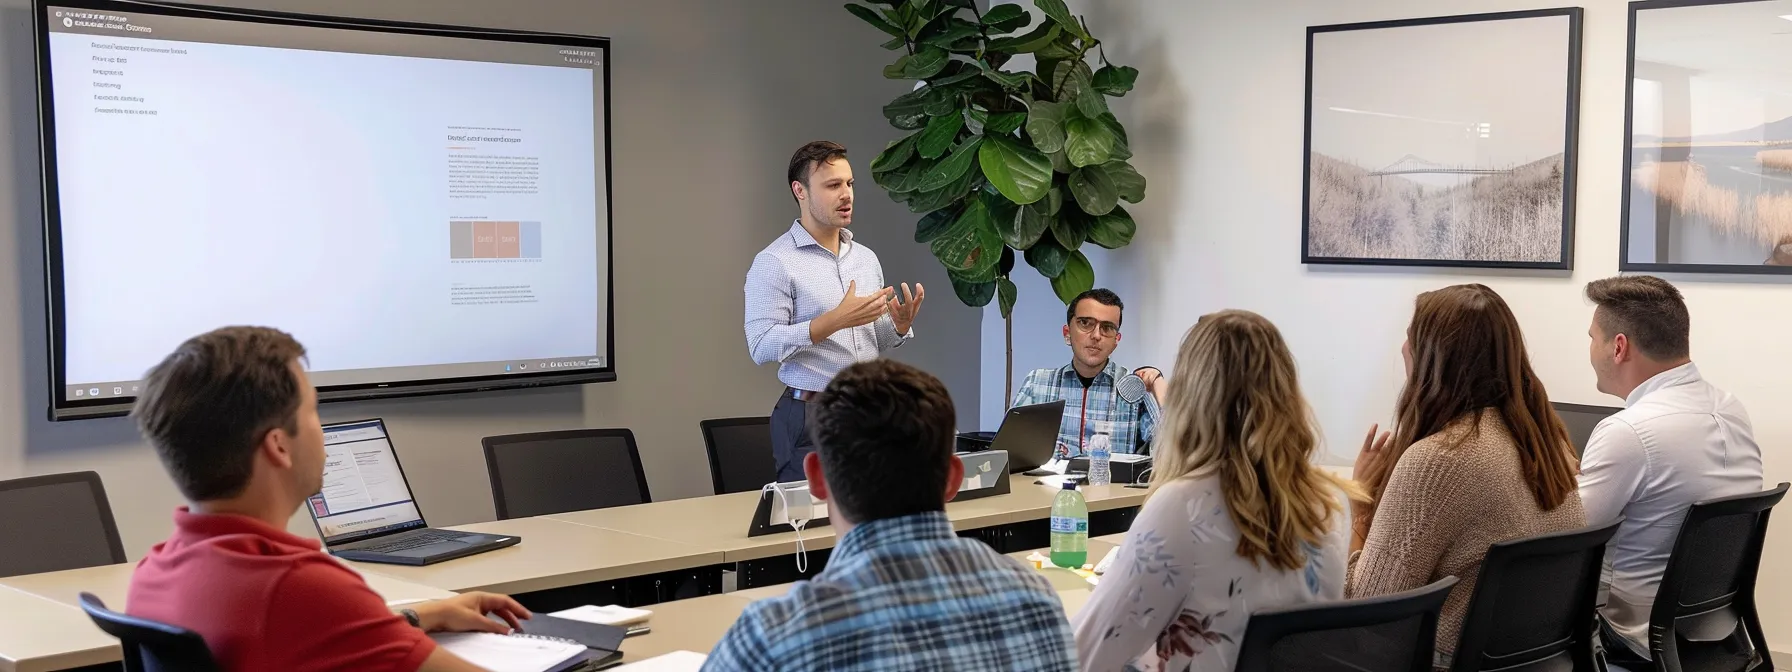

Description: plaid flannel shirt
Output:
[701,511,1075,672]
[1011,360,1158,457]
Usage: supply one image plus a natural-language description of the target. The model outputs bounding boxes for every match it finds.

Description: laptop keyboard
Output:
[357,530,469,553]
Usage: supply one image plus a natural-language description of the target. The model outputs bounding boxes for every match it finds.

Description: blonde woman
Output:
[1072,310,1358,671]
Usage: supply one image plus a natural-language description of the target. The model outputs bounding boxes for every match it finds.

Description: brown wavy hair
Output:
[1364,284,1578,511]
[1152,310,1361,570]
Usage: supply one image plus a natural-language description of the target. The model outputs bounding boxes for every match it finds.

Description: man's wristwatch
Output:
[401,608,422,629]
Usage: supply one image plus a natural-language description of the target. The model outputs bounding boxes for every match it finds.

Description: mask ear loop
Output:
[763,483,810,573]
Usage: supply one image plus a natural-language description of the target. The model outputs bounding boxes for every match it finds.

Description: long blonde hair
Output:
[1151,310,1362,570]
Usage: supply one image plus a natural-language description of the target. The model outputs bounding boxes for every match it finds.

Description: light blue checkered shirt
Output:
[744,221,910,391]
[701,511,1076,672]
[1011,360,1160,456]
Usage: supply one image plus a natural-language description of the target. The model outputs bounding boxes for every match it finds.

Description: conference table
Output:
[0,474,1148,671]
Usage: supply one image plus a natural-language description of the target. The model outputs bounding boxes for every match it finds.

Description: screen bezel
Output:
[34,0,617,421]
[307,417,429,546]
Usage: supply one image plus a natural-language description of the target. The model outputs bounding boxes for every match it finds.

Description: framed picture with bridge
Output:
[1302,8,1583,270]
[1623,0,1792,274]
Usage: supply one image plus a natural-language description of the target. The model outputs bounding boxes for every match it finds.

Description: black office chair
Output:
[1643,482,1787,672]
[482,428,652,519]
[0,471,126,577]
[1235,576,1458,672]
[79,593,219,672]
[700,417,775,495]
[1451,519,1623,672]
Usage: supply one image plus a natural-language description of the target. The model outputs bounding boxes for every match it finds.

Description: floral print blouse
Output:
[1071,471,1351,671]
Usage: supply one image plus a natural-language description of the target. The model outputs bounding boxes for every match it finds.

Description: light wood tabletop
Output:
[617,593,751,663]
[345,517,726,594]
[548,475,1149,563]
[0,586,119,672]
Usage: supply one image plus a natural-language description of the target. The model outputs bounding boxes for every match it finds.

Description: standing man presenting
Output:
[746,141,925,483]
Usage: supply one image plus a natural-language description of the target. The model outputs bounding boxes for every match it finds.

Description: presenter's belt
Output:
[787,387,820,402]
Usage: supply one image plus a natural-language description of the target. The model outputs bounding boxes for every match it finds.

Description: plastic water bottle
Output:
[1088,431,1112,487]
[1049,482,1089,568]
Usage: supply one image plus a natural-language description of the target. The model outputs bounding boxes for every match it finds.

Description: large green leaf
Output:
[980,4,1030,33]
[921,18,982,49]
[978,135,1052,205]
[930,198,1001,274]
[1068,164,1118,215]
[1047,184,1064,215]
[987,22,1059,53]
[1087,205,1136,249]
[886,155,935,192]
[923,85,959,116]
[985,111,1026,135]
[947,273,997,307]
[1025,100,1068,154]
[846,3,905,37]
[979,61,1032,91]
[1099,113,1132,161]
[1050,251,1095,303]
[1049,208,1086,251]
[982,188,1021,239]
[881,35,908,50]
[884,89,930,129]
[1050,147,1073,173]
[1001,198,1051,249]
[884,54,911,79]
[928,66,982,89]
[997,276,1019,318]
[904,46,951,79]
[1034,0,1088,39]
[906,163,982,212]
[1064,114,1115,167]
[1092,65,1139,96]
[1105,160,1146,203]
[916,136,983,192]
[871,134,919,173]
[914,206,959,243]
[1024,238,1070,278]
[917,113,964,159]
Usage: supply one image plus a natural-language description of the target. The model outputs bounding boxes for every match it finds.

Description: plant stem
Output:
[1005,312,1014,408]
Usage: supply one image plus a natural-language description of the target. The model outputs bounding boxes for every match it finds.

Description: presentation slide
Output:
[42,6,612,409]
[308,421,423,541]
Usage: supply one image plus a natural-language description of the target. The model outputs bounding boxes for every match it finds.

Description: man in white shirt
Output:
[1577,275,1763,664]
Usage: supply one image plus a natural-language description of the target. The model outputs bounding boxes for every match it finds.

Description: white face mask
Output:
[763,481,829,573]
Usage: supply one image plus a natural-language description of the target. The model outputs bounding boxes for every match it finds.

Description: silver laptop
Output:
[305,419,518,566]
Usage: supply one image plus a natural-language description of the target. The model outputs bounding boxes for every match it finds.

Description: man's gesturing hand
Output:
[811,280,893,343]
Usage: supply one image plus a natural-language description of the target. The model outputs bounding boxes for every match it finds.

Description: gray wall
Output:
[0,0,981,556]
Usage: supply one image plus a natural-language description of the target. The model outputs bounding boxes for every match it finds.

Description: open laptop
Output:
[305,419,519,566]
[988,400,1066,473]
[1552,402,1621,457]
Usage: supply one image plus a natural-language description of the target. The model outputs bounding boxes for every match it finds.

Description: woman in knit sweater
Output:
[1347,284,1585,668]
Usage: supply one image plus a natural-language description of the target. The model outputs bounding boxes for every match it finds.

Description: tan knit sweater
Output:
[1346,410,1585,663]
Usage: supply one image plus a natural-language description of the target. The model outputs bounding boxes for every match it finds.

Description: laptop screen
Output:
[306,419,427,545]
[1552,402,1621,458]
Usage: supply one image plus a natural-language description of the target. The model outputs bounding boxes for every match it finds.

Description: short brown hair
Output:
[808,359,956,522]
[133,326,308,501]
[1585,275,1690,361]
[787,140,848,200]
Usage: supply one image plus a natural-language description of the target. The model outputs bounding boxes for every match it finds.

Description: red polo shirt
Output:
[127,508,436,672]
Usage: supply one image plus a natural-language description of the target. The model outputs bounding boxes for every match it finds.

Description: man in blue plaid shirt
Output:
[1011,289,1166,457]
[702,360,1075,672]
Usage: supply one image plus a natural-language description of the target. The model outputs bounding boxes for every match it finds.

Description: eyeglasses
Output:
[1072,316,1120,338]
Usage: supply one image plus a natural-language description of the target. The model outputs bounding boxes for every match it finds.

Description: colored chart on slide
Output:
[450,220,542,259]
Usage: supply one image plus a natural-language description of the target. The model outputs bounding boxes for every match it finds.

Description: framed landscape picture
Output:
[1303,9,1583,269]
[1624,0,1792,274]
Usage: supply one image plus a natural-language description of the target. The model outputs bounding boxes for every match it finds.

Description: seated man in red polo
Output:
[127,326,528,671]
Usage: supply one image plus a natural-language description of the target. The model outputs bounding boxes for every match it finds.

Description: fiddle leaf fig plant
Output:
[847,0,1145,401]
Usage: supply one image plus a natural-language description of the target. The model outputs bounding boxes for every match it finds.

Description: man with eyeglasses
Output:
[1011,289,1166,457]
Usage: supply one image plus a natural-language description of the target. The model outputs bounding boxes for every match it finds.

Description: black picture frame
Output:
[1620,0,1792,275]
[1302,8,1584,270]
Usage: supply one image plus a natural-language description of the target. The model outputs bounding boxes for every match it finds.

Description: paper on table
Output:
[1036,458,1069,474]
[431,632,585,672]
[614,650,708,671]
[549,604,652,626]
[1033,474,1083,489]
[1108,453,1151,464]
